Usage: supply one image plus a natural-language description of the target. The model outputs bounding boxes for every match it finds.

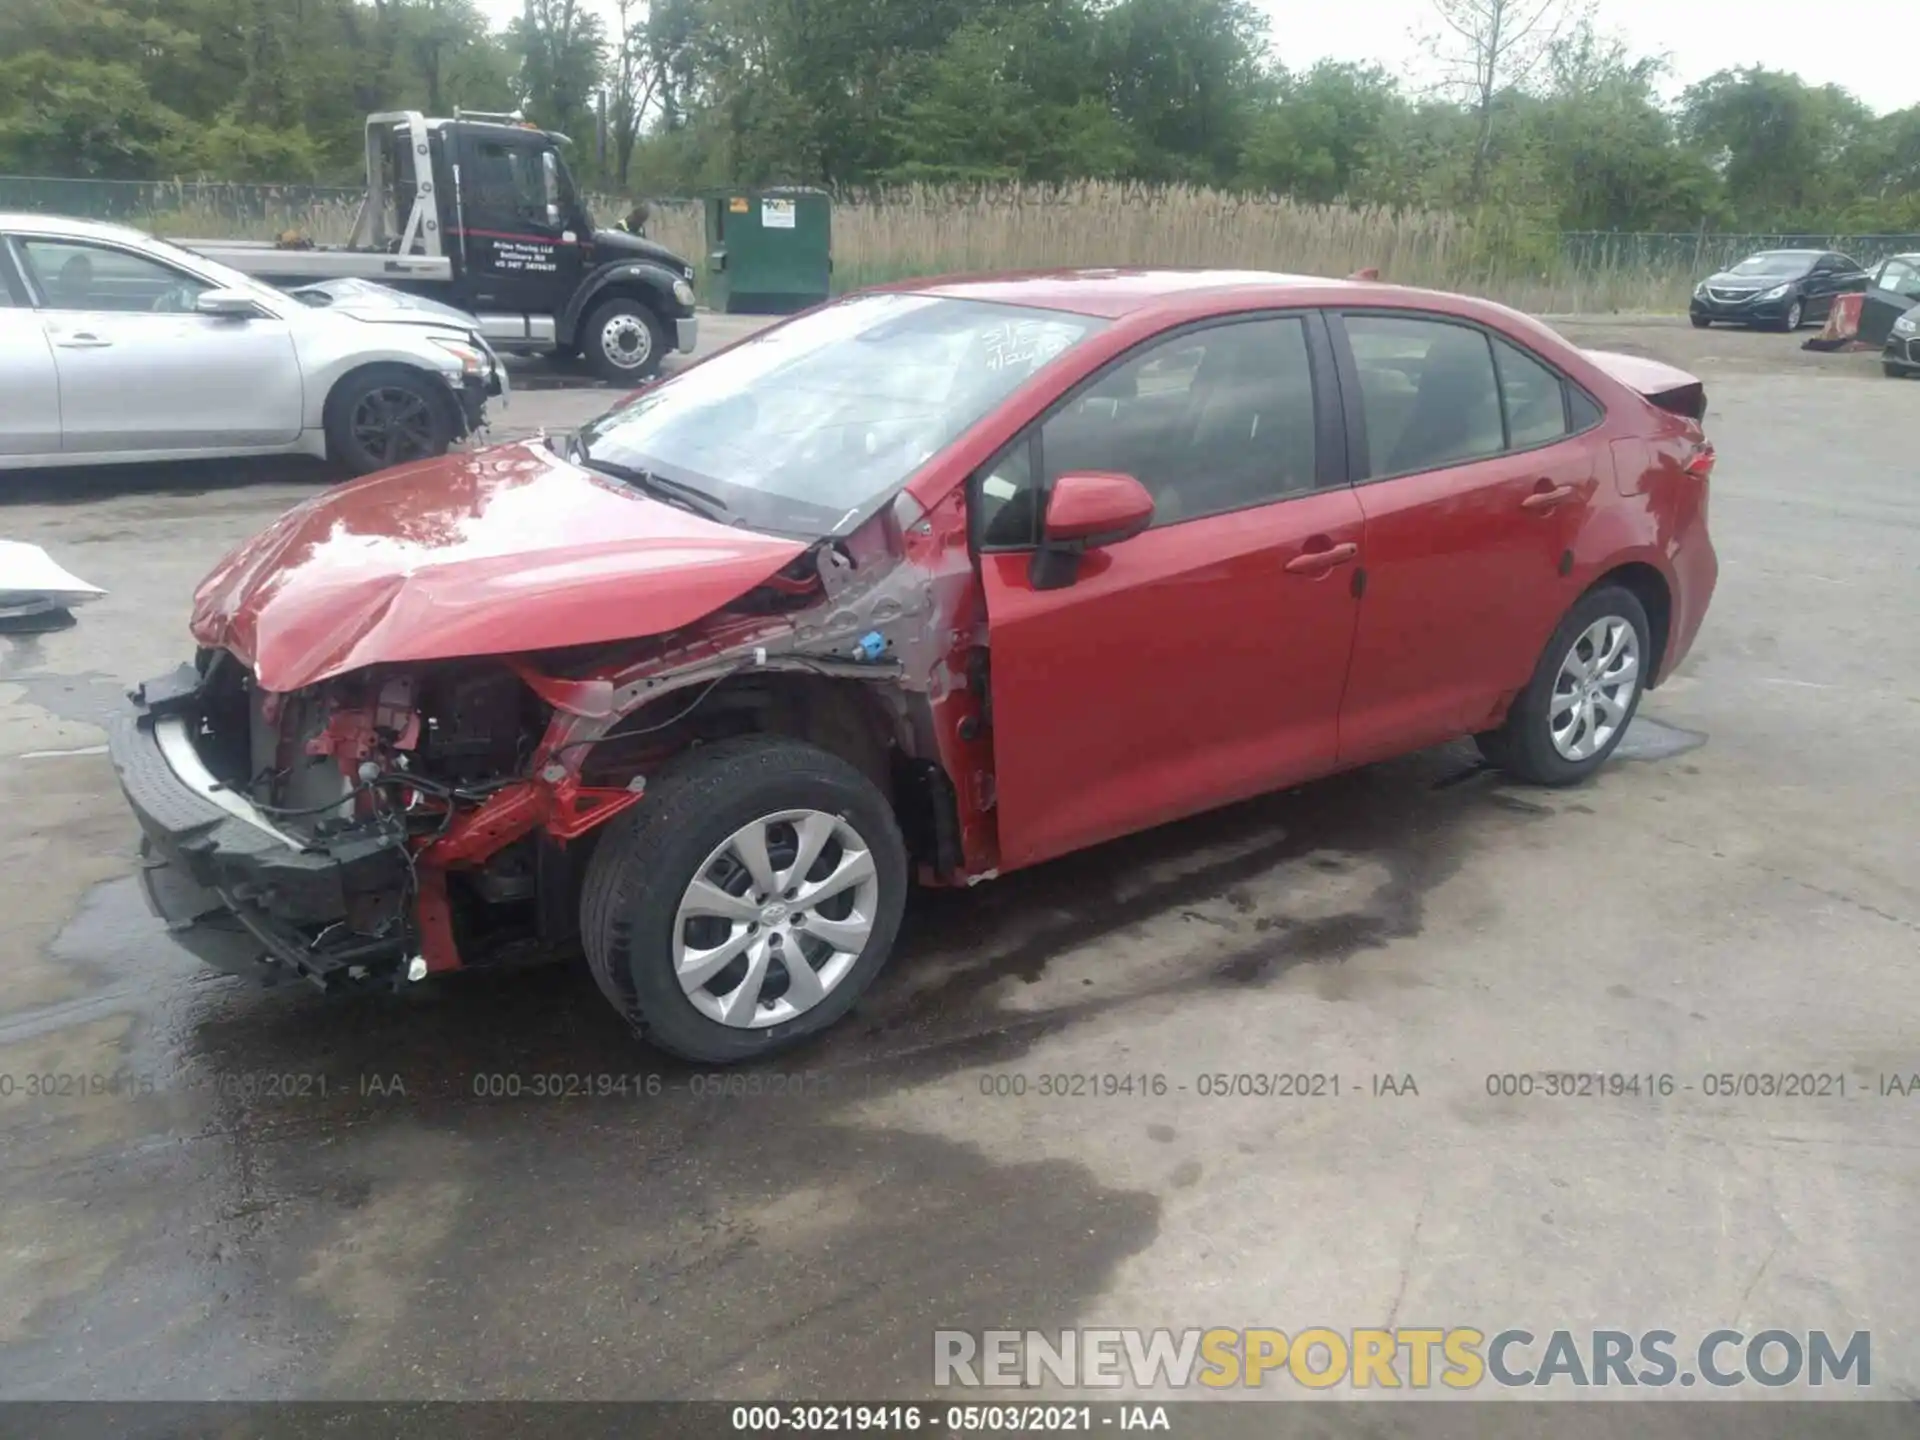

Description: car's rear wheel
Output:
[1476,585,1651,786]
[584,296,667,384]
[581,736,908,1063]
[325,366,456,476]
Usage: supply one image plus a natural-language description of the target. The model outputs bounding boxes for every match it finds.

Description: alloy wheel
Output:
[349,386,439,466]
[672,809,880,1028]
[1548,616,1640,762]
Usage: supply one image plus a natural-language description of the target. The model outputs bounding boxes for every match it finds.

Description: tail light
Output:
[1684,439,1715,480]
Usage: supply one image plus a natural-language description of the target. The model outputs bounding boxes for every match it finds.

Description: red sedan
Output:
[111,269,1718,1063]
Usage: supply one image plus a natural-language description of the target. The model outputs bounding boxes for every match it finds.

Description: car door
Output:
[11,234,303,455]
[454,130,584,317]
[0,244,59,456]
[1332,312,1606,767]
[1805,256,1841,317]
[976,311,1364,871]
[1828,253,1870,299]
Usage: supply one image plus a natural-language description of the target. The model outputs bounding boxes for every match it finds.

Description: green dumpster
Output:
[702,188,832,315]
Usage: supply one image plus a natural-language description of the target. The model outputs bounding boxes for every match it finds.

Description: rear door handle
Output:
[1521,483,1575,511]
[1284,541,1359,575]
[53,332,112,349]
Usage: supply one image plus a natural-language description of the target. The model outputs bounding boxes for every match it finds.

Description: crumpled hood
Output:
[287,278,481,332]
[191,443,807,693]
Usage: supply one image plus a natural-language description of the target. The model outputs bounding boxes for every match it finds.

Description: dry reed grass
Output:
[140,181,1701,313]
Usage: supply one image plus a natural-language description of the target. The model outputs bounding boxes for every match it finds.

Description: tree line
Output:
[2,0,1915,235]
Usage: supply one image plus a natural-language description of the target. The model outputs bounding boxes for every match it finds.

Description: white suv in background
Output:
[0,213,504,476]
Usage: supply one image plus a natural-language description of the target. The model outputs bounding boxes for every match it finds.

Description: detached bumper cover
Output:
[109,666,409,975]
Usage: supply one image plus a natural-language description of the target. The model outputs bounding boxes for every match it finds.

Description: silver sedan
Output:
[0,213,504,476]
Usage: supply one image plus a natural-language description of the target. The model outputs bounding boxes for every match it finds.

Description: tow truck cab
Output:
[194,111,699,381]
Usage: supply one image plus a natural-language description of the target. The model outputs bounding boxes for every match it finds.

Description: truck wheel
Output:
[325,366,456,476]
[584,297,666,383]
[1474,585,1651,786]
[581,736,909,1063]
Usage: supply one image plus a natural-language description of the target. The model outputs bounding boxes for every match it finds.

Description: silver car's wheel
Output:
[1548,616,1640,762]
[1783,299,1804,331]
[673,808,881,1029]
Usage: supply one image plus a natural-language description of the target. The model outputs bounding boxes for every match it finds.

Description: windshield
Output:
[574,293,1106,537]
[1874,257,1920,299]
[1728,252,1815,278]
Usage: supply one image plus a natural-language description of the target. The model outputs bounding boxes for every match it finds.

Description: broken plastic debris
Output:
[0,541,106,634]
[851,631,887,662]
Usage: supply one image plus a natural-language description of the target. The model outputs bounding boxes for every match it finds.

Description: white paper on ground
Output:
[0,540,107,610]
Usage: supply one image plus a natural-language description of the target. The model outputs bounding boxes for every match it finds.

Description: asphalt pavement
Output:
[0,317,1915,1409]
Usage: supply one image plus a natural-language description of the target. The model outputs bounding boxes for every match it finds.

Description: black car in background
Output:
[1866,253,1920,377]
[1690,249,1870,331]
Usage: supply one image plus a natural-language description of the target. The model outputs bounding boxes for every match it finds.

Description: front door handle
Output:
[53,332,112,349]
[1521,483,1575,512]
[1284,541,1359,575]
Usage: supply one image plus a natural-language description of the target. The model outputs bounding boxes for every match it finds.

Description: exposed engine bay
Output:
[160,487,986,991]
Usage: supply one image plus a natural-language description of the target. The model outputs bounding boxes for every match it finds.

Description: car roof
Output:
[877,267,1434,320]
[0,212,154,245]
[1748,248,1824,258]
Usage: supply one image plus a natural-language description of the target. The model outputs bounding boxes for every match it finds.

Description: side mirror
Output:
[1031,471,1154,590]
[194,289,259,319]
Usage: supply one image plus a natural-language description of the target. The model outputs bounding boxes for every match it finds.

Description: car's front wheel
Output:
[1779,299,1805,331]
[1476,585,1651,786]
[325,366,456,476]
[581,736,909,1063]
[1690,314,1712,329]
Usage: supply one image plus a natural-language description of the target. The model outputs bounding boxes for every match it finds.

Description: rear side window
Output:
[1345,315,1503,478]
[1492,337,1569,448]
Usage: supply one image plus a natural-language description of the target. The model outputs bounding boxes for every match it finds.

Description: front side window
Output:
[469,141,550,227]
[16,238,208,313]
[1346,315,1504,478]
[575,293,1104,539]
[976,316,1320,546]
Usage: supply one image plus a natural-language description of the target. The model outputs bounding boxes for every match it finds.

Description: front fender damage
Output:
[391,486,991,976]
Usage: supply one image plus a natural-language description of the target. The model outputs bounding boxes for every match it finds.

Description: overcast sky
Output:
[474,0,1917,116]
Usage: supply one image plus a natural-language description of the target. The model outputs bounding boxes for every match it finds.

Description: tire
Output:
[325,365,456,476]
[1888,363,1909,379]
[1778,299,1804,332]
[583,296,667,384]
[580,735,909,1063]
[1690,314,1712,329]
[1475,584,1652,787]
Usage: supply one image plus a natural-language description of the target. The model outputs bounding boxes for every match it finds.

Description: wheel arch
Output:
[557,263,677,346]
[320,360,463,456]
[583,670,962,875]
[1588,561,1672,686]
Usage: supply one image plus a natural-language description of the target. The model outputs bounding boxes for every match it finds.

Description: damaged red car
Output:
[111,270,1718,1062]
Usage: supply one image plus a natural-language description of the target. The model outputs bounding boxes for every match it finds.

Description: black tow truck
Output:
[185,110,700,381]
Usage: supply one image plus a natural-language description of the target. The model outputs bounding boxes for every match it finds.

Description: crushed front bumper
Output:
[108,664,411,985]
